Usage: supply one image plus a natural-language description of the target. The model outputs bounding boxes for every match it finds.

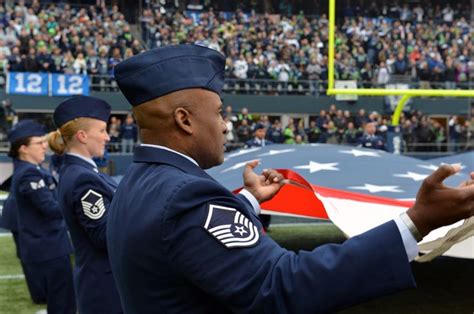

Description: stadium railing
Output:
[0,71,472,95]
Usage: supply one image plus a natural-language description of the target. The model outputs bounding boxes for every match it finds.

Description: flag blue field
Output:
[207,144,470,200]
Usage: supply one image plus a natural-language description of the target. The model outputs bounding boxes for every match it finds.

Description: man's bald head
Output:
[132,88,228,168]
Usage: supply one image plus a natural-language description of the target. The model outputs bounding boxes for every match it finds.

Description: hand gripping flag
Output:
[207,144,473,260]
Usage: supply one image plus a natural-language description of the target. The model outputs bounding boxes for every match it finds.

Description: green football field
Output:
[0,224,472,314]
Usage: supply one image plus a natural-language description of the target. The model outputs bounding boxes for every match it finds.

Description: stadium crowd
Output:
[0,1,471,92]
[0,1,141,77]
[224,104,474,153]
[0,0,472,152]
[140,0,473,90]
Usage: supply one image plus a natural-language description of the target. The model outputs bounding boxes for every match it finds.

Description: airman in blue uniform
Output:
[107,44,474,313]
[357,122,386,150]
[0,193,47,304]
[8,120,76,314]
[245,123,273,230]
[49,97,122,314]
[244,123,274,148]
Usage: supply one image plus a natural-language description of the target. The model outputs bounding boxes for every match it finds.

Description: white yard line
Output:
[0,274,25,280]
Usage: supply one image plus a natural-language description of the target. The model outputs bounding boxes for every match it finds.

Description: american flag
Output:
[207,144,473,259]
[208,144,471,199]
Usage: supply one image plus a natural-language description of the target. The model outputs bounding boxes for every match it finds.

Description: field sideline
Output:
[0,224,473,313]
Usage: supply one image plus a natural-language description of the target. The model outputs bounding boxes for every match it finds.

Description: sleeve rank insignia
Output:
[203,204,260,248]
[30,179,46,190]
[81,189,106,220]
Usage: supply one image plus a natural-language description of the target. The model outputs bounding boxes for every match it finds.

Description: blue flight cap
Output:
[254,123,266,131]
[8,120,46,143]
[114,44,225,106]
[54,96,111,128]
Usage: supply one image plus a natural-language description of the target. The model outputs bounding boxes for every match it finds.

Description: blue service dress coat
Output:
[11,159,75,313]
[244,137,273,148]
[58,154,122,314]
[0,193,20,255]
[107,146,416,314]
[12,160,72,263]
[357,134,386,150]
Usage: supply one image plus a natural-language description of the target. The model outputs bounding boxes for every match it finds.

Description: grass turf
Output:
[0,224,472,313]
[0,235,45,314]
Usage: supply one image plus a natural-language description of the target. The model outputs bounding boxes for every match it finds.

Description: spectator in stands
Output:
[414,118,435,152]
[448,115,462,152]
[305,120,322,143]
[236,118,252,143]
[61,51,75,74]
[325,120,339,144]
[267,119,284,144]
[108,115,121,153]
[73,52,88,74]
[376,61,390,85]
[120,114,137,153]
[108,47,123,76]
[343,121,361,145]
[316,110,329,133]
[355,109,368,129]
[238,107,253,122]
[283,122,296,144]
[50,47,63,73]
[7,46,22,72]
[432,120,447,152]
[224,115,236,144]
[36,45,52,72]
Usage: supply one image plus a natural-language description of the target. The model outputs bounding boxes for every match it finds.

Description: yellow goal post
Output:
[326,0,473,125]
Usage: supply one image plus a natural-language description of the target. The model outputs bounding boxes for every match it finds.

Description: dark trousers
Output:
[24,255,76,314]
[12,231,46,304]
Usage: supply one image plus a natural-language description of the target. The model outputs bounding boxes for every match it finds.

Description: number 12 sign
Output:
[7,72,90,96]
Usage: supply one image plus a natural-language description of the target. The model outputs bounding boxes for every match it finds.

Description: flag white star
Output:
[227,147,262,158]
[257,149,295,157]
[417,164,438,171]
[294,161,339,173]
[339,149,381,157]
[221,159,260,173]
[393,171,429,181]
[349,184,404,193]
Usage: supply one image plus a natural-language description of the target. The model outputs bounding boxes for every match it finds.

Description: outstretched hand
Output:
[242,160,285,203]
[407,165,474,238]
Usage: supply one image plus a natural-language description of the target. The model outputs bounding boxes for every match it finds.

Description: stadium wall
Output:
[2,90,471,115]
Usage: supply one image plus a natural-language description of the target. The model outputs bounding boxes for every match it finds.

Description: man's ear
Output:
[174,107,193,135]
